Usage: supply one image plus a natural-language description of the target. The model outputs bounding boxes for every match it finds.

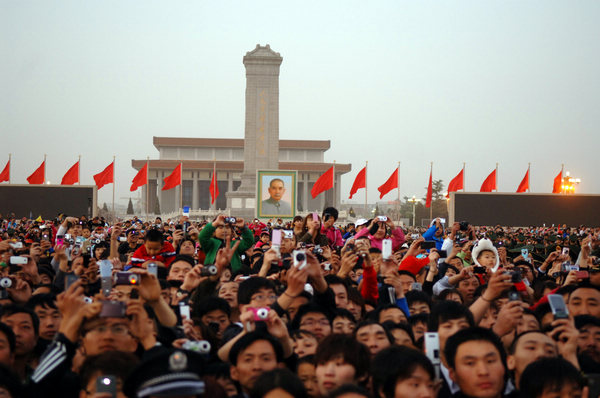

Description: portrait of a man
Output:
[257,171,296,218]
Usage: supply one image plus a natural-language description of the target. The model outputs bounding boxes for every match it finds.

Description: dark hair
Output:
[328,384,371,398]
[574,314,600,330]
[237,277,276,305]
[144,229,164,243]
[0,364,24,397]
[381,321,415,345]
[249,368,307,398]
[372,346,435,398]
[508,330,548,355]
[314,334,370,382]
[373,303,407,324]
[229,331,284,365]
[322,207,339,222]
[290,329,317,342]
[406,290,432,309]
[347,287,365,320]
[291,303,332,331]
[0,323,16,353]
[397,270,416,282]
[25,293,58,311]
[324,274,347,290]
[428,300,474,332]
[333,308,356,323]
[444,327,506,370]
[193,296,231,319]
[0,304,39,336]
[519,357,585,398]
[408,313,430,327]
[79,351,139,390]
[354,319,394,345]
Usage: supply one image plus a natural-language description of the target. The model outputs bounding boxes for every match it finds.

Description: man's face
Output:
[391,327,413,348]
[299,312,331,341]
[507,332,557,387]
[330,284,348,309]
[355,324,391,357]
[293,334,318,358]
[167,261,192,282]
[287,296,309,322]
[201,309,230,339]
[267,180,285,201]
[412,321,427,342]
[437,317,471,356]
[332,316,355,335]
[144,240,163,257]
[230,340,279,393]
[568,288,600,317]
[82,228,91,238]
[394,365,435,398]
[578,323,600,363]
[297,362,319,398]
[34,304,62,341]
[379,307,407,324]
[0,331,14,367]
[457,276,479,304]
[218,282,239,308]
[1,313,37,357]
[409,300,430,315]
[399,274,415,294]
[315,357,357,396]
[81,318,137,356]
[246,288,277,309]
[450,340,506,398]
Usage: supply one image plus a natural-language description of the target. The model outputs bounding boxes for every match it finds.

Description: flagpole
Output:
[8,153,11,184]
[78,155,81,185]
[462,162,466,191]
[397,162,401,203]
[333,160,336,208]
[561,163,565,195]
[429,162,433,220]
[364,161,368,218]
[495,163,498,192]
[112,156,116,218]
[212,157,216,209]
[527,163,531,193]
[180,159,183,215]
[146,157,150,221]
[43,154,47,183]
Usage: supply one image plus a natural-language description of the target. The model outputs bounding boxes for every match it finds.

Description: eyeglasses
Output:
[251,295,277,302]
[87,324,129,335]
[300,319,330,327]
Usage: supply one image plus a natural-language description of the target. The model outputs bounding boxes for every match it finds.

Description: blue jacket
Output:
[422,224,444,250]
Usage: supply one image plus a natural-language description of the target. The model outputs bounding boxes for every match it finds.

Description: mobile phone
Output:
[179,304,190,320]
[283,230,293,239]
[9,256,28,265]
[521,248,529,259]
[312,212,319,222]
[436,249,447,258]
[147,262,158,277]
[56,237,64,246]
[65,274,79,290]
[508,291,520,301]
[548,294,569,319]
[272,229,282,246]
[575,270,589,279]
[421,241,436,250]
[562,247,570,256]
[411,282,422,291]
[410,234,420,239]
[182,206,190,217]
[100,301,127,318]
[424,332,441,368]
[99,260,113,297]
[9,242,23,249]
[473,266,486,274]
[96,375,117,398]
[387,286,396,304]
[382,239,392,260]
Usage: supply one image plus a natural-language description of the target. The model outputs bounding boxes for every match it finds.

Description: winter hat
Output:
[472,238,500,272]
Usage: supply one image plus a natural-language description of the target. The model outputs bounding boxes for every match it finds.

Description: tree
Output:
[126,198,134,215]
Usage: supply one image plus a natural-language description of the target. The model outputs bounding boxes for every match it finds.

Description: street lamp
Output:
[408,195,420,227]
[561,171,581,194]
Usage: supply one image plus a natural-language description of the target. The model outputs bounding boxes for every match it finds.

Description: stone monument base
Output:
[226,190,257,221]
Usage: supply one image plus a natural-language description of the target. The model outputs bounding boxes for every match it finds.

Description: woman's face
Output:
[374,222,386,239]
[306,217,321,230]
[297,362,320,398]
[315,357,357,396]
[215,225,231,240]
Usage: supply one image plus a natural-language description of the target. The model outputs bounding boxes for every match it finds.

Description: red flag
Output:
[130,163,148,192]
[162,163,182,191]
[27,161,45,184]
[480,169,497,192]
[552,170,563,193]
[0,160,9,183]
[377,168,398,199]
[349,167,366,199]
[516,168,530,193]
[447,169,464,192]
[61,161,79,185]
[209,163,219,204]
[93,162,114,190]
[311,166,334,198]
[425,170,433,208]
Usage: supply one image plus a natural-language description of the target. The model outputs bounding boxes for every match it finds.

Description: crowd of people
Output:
[0,207,599,398]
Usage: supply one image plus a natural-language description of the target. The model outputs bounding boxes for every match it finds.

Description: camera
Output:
[65,234,75,245]
[473,266,486,274]
[323,263,331,272]
[200,265,217,276]
[312,245,323,256]
[377,216,388,222]
[505,270,522,283]
[459,221,470,231]
[182,340,211,354]
[248,307,269,321]
[113,272,140,286]
[91,238,101,245]
[293,250,307,269]
[224,217,236,224]
[99,301,127,318]
[0,277,15,289]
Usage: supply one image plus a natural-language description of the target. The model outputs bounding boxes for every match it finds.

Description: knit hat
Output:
[472,238,500,272]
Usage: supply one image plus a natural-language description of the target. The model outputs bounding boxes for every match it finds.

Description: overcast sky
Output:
[2,1,599,208]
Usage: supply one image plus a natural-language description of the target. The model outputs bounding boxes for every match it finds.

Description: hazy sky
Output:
[2,1,599,208]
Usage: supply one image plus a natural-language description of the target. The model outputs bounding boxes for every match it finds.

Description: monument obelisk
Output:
[226,44,283,219]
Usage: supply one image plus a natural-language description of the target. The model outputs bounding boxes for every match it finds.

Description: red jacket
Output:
[130,241,176,267]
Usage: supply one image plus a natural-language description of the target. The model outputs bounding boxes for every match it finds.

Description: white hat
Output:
[355,218,369,227]
[472,238,500,272]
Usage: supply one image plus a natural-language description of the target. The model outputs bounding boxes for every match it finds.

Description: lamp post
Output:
[561,171,581,194]
[408,195,419,227]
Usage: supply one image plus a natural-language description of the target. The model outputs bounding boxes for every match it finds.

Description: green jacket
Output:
[198,223,254,272]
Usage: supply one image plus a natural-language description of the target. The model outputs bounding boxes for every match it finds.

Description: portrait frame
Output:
[256,170,297,219]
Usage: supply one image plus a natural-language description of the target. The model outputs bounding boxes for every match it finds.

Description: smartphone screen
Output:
[272,230,282,246]
[548,294,569,319]
[382,239,392,260]
[312,212,319,222]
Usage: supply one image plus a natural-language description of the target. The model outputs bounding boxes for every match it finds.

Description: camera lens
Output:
[0,278,12,289]
[296,252,306,262]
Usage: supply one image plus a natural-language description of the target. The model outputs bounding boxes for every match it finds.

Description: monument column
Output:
[227,44,283,219]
